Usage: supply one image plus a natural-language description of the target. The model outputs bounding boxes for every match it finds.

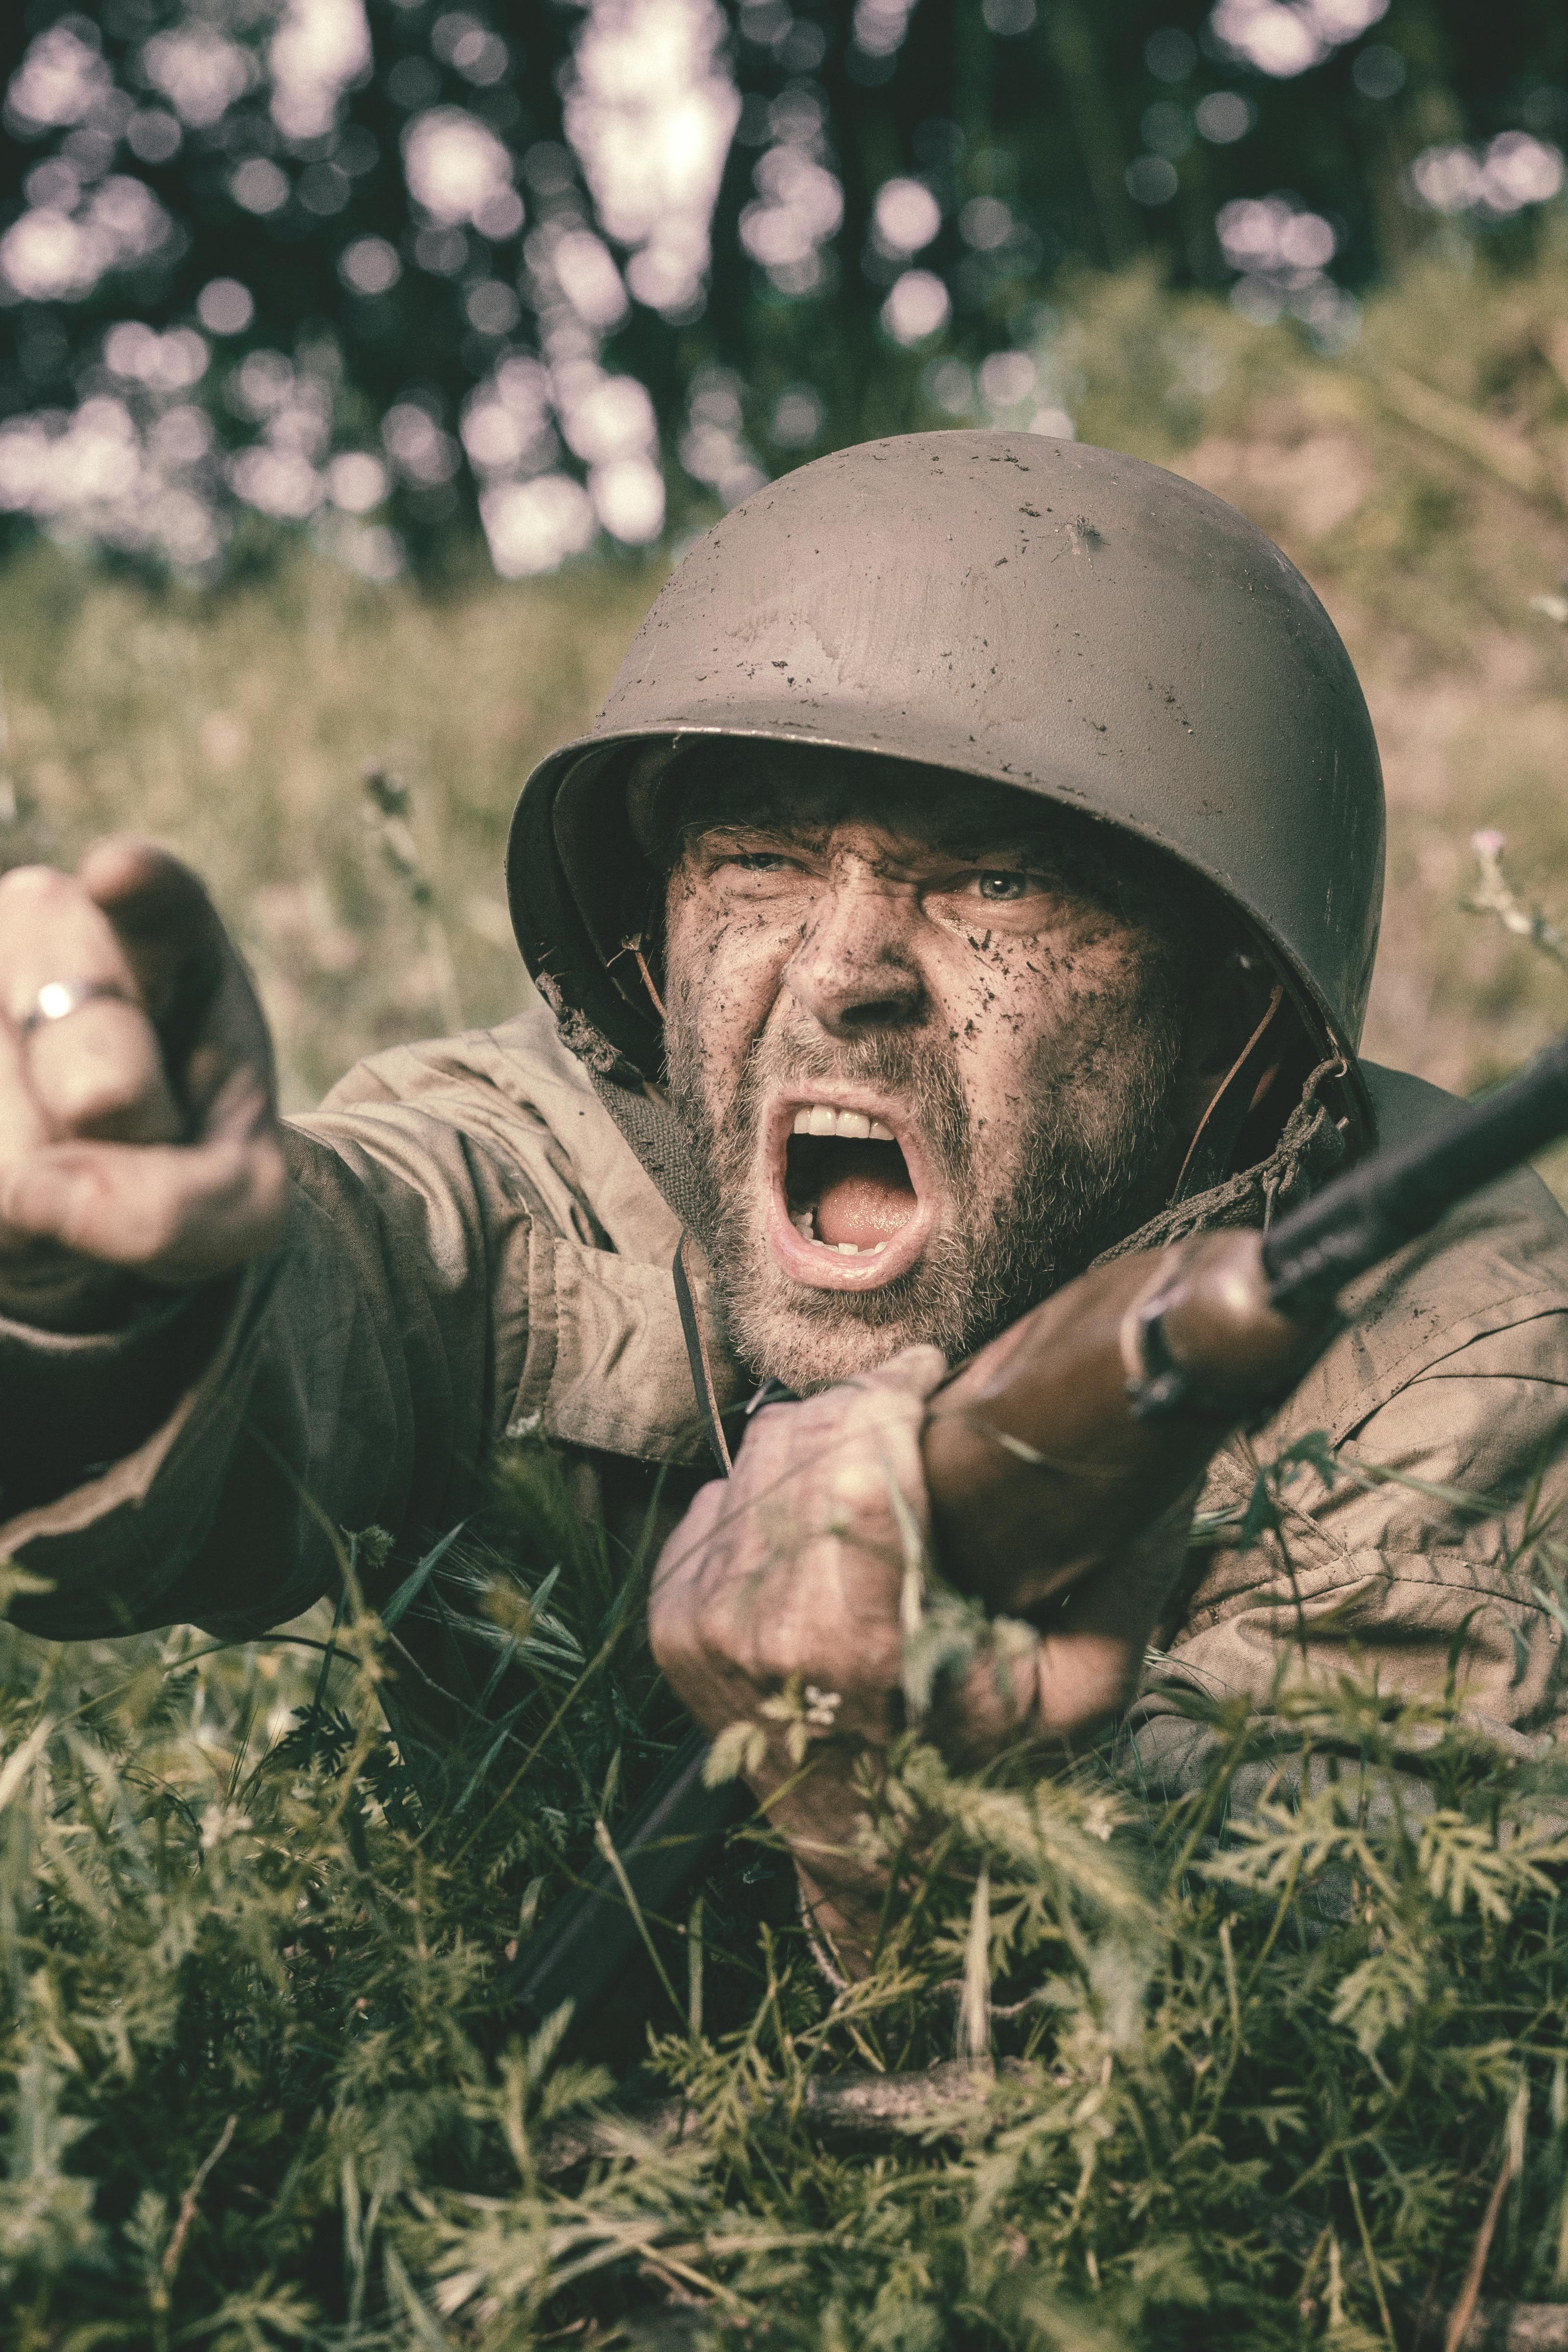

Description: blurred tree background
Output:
[0,0,1565,1132]
[0,0,1563,578]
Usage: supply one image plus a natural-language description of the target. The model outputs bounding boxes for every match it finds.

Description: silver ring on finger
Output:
[16,978,139,1040]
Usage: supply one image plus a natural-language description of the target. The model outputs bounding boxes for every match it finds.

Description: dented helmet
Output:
[507,430,1385,1140]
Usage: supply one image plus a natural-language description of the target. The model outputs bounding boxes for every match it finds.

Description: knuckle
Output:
[649,1566,715,1674]
[691,1590,735,1668]
[0,864,76,921]
[47,1163,119,1260]
[1032,1635,1136,1741]
[830,1454,888,1512]
[754,1589,839,1688]
[751,1625,791,1685]
[32,1021,172,1145]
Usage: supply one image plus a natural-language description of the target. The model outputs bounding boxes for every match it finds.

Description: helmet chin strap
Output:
[671,1234,736,1476]
[1170,983,1286,1206]
[597,943,738,1473]
[614,931,667,1022]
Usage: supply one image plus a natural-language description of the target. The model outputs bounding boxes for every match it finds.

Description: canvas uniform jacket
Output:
[3,1005,1567,1778]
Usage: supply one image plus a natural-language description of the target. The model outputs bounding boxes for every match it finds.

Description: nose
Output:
[783,872,926,1036]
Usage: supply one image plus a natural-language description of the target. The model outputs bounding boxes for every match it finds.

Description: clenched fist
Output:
[0,838,286,1331]
[649,1344,1196,1974]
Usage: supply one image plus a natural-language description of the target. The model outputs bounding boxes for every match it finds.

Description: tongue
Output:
[813,1143,917,1249]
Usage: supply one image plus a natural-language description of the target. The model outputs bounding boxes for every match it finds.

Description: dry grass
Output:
[0,545,662,1109]
[1,246,1566,1147]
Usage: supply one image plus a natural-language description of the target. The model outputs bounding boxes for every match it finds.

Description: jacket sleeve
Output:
[0,1031,561,1645]
[1131,1311,1568,1789]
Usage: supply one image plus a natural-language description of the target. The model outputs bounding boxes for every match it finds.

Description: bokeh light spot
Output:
[126,109,182,165]
[1351,44,1406,99]
[881,268,951,345]
[1145,28,1197,81]
[338,236,403,296]
[958,196,1013,251]
[328,451,389,512]
[982,0,1037,34]
[978,349,1036,409]
[590,455,665,544]
[480,474,596,576]
[402,106,515,229]
[1126,155,1179,205]
[770,385,824,446]
[872,177,941,256]
[231,159,291,216]
[1195,91,1255,143]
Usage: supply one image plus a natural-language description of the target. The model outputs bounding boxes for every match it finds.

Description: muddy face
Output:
[660,752,1211,1392]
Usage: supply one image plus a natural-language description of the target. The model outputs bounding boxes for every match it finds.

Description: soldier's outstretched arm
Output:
[0,839,537,1646]
[0,840,288,1534]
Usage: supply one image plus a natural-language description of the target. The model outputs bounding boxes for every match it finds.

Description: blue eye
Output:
[976,871,1028,901]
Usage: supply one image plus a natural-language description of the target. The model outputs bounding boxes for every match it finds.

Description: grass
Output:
[1,242,1568,2345]
[0,541,662,1110]
[4,1440,1568,2349]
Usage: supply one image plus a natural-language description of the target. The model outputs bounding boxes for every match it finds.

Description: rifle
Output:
[506,1033,1568,2034]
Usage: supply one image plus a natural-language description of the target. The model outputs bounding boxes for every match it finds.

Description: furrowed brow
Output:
[687,813,832,854]
[928,831,1060,867]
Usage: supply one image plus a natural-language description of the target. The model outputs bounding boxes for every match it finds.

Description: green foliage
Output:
[1,1429,1568,2348]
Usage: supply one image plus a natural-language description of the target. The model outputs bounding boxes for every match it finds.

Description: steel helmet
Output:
[508,430,1385,1141]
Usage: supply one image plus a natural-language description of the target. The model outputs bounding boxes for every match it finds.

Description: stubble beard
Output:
[666,1001,1190,1393]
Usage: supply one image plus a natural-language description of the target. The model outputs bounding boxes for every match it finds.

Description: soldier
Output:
[1,434,1565,1974]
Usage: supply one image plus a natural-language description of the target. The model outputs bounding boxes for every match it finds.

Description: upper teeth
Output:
[791,1106,896,1142]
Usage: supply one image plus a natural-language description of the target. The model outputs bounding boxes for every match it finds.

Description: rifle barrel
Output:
[1263,1032,1568,1315]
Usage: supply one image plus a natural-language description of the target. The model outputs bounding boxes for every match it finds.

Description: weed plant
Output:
[1,1420,1566,2350]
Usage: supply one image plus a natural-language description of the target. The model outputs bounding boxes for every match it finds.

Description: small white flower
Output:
[1082,1797,1118,1844]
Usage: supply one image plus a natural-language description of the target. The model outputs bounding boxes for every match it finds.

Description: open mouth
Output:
[765,1090,937,1292]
